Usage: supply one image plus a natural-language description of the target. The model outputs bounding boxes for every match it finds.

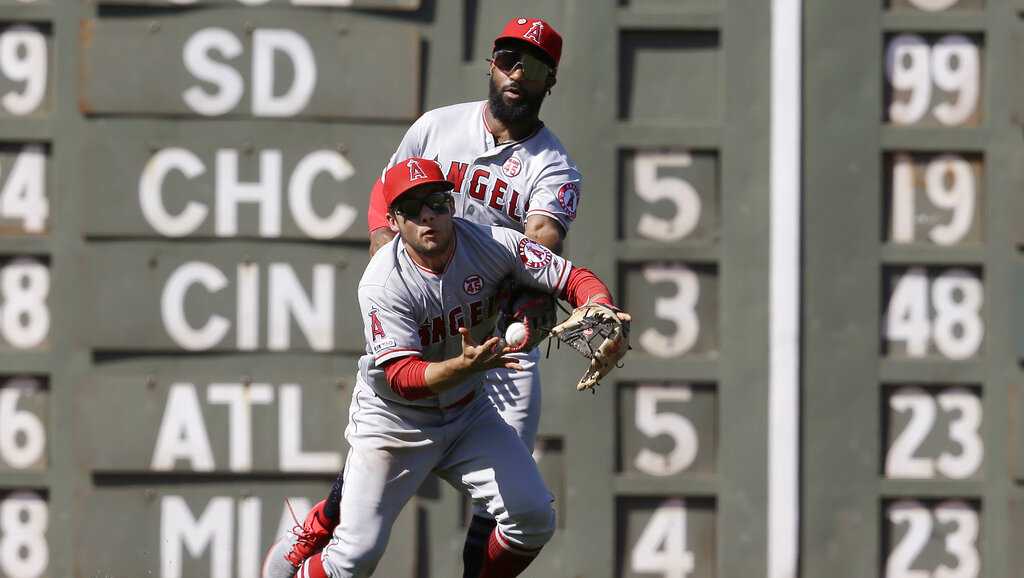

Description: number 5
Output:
[633,152,702,242]
[634,385,698,476]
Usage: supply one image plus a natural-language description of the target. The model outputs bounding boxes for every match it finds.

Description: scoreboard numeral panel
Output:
[0,1,772,576]
[806,0,1017,576]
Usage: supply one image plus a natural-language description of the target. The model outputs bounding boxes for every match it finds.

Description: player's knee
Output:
[322,530,388,576]
[502,504,556,550]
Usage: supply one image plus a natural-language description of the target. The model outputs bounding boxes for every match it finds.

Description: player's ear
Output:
[545,73,557,93]
[386,211,400,233]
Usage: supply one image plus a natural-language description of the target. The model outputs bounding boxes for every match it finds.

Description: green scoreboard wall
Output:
[805,1,1024,578]
[0,1,773,577]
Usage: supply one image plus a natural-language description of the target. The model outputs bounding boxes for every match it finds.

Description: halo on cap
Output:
[382,158,455,208]
[493,17,562,68]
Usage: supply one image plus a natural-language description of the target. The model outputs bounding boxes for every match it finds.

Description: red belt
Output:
[441,390,475,410]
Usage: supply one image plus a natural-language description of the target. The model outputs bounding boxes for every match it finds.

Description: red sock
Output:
[297,551,329,578]
[476,528,541,578]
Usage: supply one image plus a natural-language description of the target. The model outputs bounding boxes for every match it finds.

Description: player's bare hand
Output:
[458,327,523,372]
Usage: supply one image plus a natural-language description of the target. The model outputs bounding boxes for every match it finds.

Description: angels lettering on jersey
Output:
[384,101,582,235]
[445,155,579,232]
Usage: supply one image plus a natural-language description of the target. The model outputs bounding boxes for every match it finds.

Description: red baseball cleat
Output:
[285,499,337,566]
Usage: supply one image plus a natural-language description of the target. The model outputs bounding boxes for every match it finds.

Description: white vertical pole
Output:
[769,0,801,577]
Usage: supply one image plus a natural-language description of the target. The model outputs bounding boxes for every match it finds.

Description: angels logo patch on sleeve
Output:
[369,308,387,341]
[557,182,579,220]
[518,238,554,269]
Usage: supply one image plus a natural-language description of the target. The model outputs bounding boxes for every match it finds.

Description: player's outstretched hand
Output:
[457,327,524,373]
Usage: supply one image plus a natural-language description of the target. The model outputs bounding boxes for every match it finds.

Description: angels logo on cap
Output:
[406,158,428,181]
[523,21,544,44]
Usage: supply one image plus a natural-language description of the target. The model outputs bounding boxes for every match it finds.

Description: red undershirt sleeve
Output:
[560,266,616,308]
[382,355,433,401]
[367,177,389,234]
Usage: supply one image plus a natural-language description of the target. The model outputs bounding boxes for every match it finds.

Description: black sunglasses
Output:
[489,49,551,82]
[392,191,453,218]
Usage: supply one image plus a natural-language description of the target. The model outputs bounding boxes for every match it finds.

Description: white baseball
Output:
[504,322,528,348]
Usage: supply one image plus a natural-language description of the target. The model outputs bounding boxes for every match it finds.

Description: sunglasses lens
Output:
[492,49,550,81]
[395,192,450,217]
[519,52,550,81]
[423,192,452,213]
[492,50,520,73]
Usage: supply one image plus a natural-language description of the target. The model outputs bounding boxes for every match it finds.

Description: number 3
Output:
[639,264,700,358]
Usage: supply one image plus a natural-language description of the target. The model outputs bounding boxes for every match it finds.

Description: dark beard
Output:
[488,80,544,124]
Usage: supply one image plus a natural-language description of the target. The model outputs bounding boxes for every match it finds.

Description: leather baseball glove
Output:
[550,301,631,391]
[495,281,558,353]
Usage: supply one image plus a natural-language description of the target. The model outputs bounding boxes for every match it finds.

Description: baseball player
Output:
[263,158,626,578]
[264,16,582,578]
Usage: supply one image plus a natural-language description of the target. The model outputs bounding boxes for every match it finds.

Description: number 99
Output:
[886,34,980,126]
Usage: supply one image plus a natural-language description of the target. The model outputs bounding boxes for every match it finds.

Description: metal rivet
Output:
[148,21,161,34]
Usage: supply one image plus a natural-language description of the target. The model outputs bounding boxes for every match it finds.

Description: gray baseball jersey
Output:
[356,218,571,409]
[386,100,582,233]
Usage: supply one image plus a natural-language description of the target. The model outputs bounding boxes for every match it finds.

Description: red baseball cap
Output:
[382,158,455,208]
[493,17,562,67]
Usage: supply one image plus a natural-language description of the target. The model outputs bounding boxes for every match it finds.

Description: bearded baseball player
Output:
[263,16,584,578]
[262,158,628,578]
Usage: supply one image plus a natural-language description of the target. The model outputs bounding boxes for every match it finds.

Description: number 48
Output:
[885,268,983,360]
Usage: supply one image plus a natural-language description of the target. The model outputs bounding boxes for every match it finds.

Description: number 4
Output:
[0,146,47,233]
[631,499,695,578]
